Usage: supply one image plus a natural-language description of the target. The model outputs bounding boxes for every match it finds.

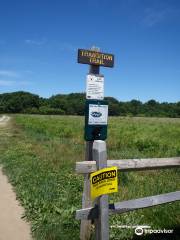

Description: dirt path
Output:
[0,116,32,240]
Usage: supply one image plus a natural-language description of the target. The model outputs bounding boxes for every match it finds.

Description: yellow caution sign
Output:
[90,166,118,199]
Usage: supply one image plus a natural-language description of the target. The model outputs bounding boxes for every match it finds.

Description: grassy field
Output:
[0,115,180,240]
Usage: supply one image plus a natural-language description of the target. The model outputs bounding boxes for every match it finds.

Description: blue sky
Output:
[0,0,179,102]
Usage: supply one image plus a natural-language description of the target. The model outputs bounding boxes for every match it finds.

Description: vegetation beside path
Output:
[0,114,180,239]
[1,91,180,117]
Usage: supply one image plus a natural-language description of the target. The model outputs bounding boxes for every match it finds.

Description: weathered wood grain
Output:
[76,157,180,174]
[80,142,93,240]
[93,140,109,240]
[76,191,180,220]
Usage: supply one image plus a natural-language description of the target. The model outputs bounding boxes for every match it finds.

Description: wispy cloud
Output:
[143,7,179,27]
[0,70,19,78]
[25,39,46,45]
[0,80,15,86]
[23,70,34,74]
[0,80,31,87]
[59,43,77,52]
[19,80,31,86]
[143,8,167,27]
[0,70,32,87]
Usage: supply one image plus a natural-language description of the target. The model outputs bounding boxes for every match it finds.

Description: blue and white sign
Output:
[88,104,108,125]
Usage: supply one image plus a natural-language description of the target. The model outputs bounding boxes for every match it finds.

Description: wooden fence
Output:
[75,140,180,240]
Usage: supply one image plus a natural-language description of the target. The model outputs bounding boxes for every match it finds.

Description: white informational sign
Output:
[88,104,108,125]
[86,74,104,100]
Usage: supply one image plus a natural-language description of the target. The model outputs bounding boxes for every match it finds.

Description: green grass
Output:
[0,115,180,240]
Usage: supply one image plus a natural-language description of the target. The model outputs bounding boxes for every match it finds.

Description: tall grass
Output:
[0,115,179,239]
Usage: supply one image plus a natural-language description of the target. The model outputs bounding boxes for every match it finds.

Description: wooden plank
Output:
[80,141,93,240]
[93,140,109,240]
[76,157,180,174]
[76,191,180,220]
[111,191,180,214]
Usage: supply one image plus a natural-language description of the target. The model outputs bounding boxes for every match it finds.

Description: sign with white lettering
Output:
[86,74,104,100]
[88,104,108,125]
[90,167,118,199]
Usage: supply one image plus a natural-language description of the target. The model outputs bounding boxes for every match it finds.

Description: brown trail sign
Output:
[78,49,114,67]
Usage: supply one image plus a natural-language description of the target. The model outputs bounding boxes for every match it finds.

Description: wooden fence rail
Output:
[76,191,180,220]
[76,157,180,174]
[76,141,180,240]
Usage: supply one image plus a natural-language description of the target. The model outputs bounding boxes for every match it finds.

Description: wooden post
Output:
[80,142,93,240]
[93,140,109,240]
[80,48,100,240]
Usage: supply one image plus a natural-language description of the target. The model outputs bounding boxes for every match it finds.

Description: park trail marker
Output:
[78,49,114,67]
[77,46,115,240]
[77,47,114,141]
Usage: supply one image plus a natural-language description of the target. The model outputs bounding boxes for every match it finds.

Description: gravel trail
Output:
[0,116,32,240]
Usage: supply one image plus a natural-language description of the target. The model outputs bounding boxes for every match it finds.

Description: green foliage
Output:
[48,93,85,115]
[0,91,40,113]
[105,97,120,116]
[0,115,180,239]
[0,91,180,117]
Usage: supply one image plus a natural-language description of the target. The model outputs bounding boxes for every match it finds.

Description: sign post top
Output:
[78,49,114,68]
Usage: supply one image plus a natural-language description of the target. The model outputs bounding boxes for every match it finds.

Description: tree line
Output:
[0,91,179,117]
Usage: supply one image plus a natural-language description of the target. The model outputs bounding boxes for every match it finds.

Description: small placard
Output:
[86,74,104,100]
[90,167,118,199]
[88,104,108,125]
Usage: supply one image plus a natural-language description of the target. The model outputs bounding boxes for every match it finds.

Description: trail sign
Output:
[86,74,104,100]
[90,166,118,199]
[77,47,115,239]
[78,49,114,67]
[85,100,108,141]
[88,104,108,125]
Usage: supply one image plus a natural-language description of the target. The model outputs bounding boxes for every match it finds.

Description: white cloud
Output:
[0,80,15,86]
[0,70,19,78]
[19,81,31,85]
[25,39,46,45]
[23,70,34,74]
[143,8,167,26]
[143,7,180,27]
[59,43,77,52]
[0,80,30,87]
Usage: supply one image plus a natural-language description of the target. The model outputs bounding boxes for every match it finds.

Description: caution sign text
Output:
[90,166,118,199]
